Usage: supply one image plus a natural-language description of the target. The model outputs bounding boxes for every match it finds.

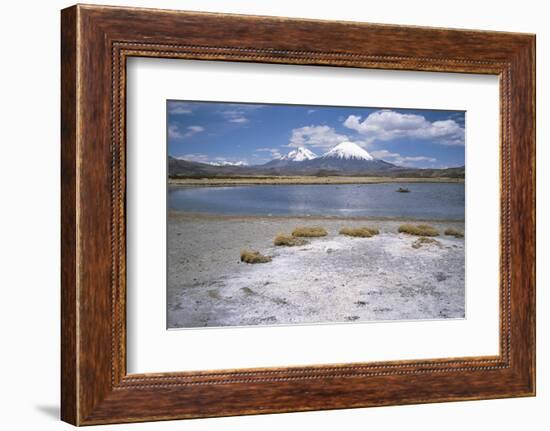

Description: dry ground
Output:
[167,213,465,328]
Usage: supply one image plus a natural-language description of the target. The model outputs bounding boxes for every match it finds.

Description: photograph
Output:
[50,2,537,426]
[166,101,466,329]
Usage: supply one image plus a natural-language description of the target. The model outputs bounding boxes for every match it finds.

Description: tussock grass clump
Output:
[240,249,272,264]
[273,234,308,247]
[412,237,441,249]
[398,224,439,237]
[291,226,328,238]
[444,228,464,238]
[339,226,380,238]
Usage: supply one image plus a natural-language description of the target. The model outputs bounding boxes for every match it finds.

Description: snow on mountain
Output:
[261,141,393,172]
[322,141,374,161]
[209,160,248,166]
[280,147,318,162]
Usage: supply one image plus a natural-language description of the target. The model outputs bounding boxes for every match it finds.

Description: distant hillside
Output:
[372,166,465,179]
[169,142,464,179]
[169,157,464,179]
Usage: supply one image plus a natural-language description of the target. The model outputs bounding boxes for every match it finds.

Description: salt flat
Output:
[167,213,465,329]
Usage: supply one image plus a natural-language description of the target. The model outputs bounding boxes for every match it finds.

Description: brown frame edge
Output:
[61,4,535,425]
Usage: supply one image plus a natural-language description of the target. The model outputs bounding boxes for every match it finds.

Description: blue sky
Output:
[167,100,465,169]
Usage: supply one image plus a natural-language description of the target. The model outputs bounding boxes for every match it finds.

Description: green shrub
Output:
[398,224,439,237]
[292,226,328,237]
[240,249,272,264]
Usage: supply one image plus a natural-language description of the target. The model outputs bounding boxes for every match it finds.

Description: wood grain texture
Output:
[60,4,536,425]
[60,5,78,425]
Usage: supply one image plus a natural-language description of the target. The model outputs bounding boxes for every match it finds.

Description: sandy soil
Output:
[167,213,465,328]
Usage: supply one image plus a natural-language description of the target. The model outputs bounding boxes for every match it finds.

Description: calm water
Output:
[168,183,465,220]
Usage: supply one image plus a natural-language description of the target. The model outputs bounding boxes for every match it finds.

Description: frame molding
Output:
[61,4,535,425]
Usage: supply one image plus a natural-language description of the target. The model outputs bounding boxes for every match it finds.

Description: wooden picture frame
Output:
[61,4,535,425]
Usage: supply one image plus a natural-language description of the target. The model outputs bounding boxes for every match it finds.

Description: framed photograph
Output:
[61,4,536,425]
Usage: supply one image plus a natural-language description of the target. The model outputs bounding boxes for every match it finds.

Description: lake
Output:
[168,182,465,220]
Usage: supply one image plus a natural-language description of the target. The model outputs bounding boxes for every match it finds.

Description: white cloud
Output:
[256,147,283,159]
[169,125,205,140]
[168,102,192,115]
[221,109,249,124]
[371,149,437,167]
[229,117,249,124]
[168,125,183,139]
[220,104,267,124]
[370,150,401,159]
[186,126,204,134]
[288,125,350,150]
[344,109,465,146]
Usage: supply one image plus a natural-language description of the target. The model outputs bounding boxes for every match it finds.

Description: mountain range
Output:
[169,141,464,178]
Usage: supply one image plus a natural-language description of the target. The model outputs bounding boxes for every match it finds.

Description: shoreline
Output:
[168,176,464,186]
[168,210,465,224]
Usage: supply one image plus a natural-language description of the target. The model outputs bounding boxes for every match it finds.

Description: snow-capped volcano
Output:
[261,141,394,172]
[298,141,394,172]
[280,147,318,162]
[322,141,374,161]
